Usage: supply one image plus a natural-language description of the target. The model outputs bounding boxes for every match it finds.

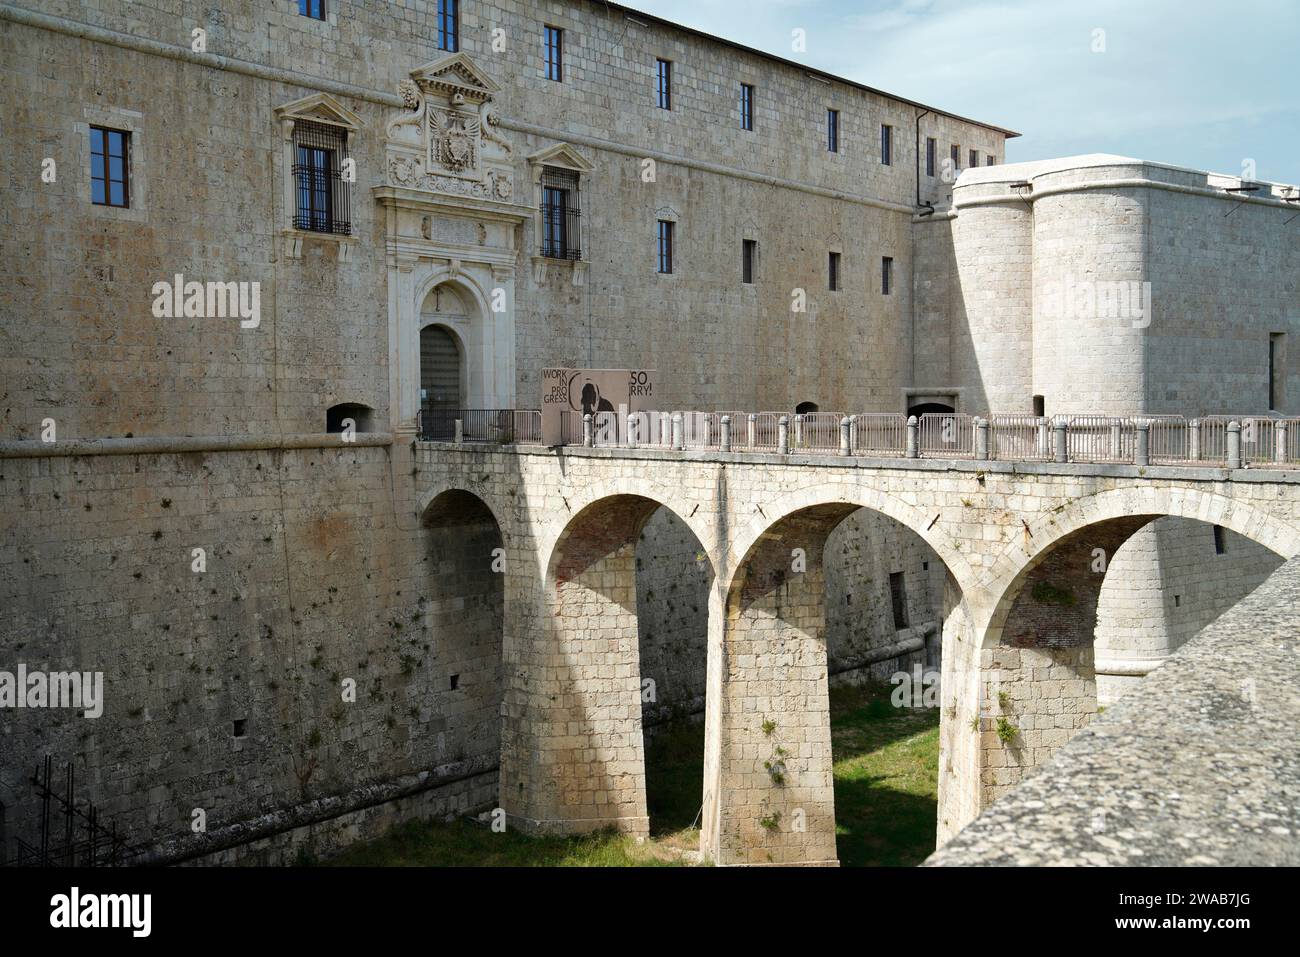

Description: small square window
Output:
[986,154,995,167]
[90,126,130,208]
[232,718,247,738]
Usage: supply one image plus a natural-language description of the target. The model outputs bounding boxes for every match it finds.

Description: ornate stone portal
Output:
[373,53,532,436]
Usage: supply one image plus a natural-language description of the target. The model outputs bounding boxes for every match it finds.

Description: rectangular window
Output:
[827,109,839,153]
[540,167,581,259]
[544,26,563,82]
[1270,332,1286,410]
[298,0,325,19]
[656,58,672,110]
[969,149,979,168]
[657,220,674,274]
[292,121,350,234]
[828,251,841,291]
[742,239,756,284]
[986,154,995,167]
[951,144,960,169]
[889,572,909,630]
[881,124,893,166]
[1033,394,1045,417]
[89,126,130,208]
[740,83,754,131]
[926,137,936,177]
[437,0,459,52]
[1213,525,1226,555]
[881,256,893,295]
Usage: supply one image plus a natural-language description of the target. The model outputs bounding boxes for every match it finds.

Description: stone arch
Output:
[508,489,718,838]
[955,486,1300,830]
[418,488,507,787]
[704,488,973,866]
[418,322,465,412]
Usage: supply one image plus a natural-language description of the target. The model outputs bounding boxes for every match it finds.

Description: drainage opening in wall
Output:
[449,674,459,690]
[326,402,374,433]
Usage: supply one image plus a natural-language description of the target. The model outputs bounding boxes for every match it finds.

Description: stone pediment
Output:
[409,52,501,105]
[274,92,362,132]
[526,143,595,173]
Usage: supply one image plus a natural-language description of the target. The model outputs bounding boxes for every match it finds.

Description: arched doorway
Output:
[420,324,463,440]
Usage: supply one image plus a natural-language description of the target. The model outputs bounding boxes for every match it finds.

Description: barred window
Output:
[90,126,130,208]
[740,84,754,131]
[540,167,581,259]
[292,121,351,235]
[827,109,839,153]
[437,0,459,52]
[657,220,674,274]
[881,124,892,166]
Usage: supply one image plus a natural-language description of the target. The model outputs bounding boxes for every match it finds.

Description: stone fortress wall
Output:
[1,0,1297,863]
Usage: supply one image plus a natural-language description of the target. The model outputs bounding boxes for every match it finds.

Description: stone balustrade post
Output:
[1134,420,1150,467]
[1189,418,1201,461]
[720,415,732,453]
[1276,420,1289,463]
[975,417,990,460]
[672,412,684,451]
[778,415,789,455]
[747,413,756,449]
[1054,418,1068,463]
[906,415,918,458]
[583,413,593,447]
[839,416,851,455]
[454,418,463,445]
[1227,420,1242,469]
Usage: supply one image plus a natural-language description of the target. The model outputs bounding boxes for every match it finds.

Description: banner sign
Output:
[541,368,656,445]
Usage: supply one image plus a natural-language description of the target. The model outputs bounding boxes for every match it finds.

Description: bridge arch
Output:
[704,485,974,866]
[416,488,507,796]
[952,486,1300,828]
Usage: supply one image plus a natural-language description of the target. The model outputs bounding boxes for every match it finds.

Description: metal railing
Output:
[417,407,1300,468]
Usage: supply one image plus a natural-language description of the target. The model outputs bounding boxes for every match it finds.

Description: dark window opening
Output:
[881,256,893,295]
[656,58,672,110]
[292,120,351,234]
[657,220,674,274]
[827,109,839,153]
[1174,594,1181,608]
[544,26,563,82]
[450,674,460,690]
[1033,395,1046,417]
[327,402,374,433]
[907,402,955,417]
[742,239,756,284]
[881,124,893,166]
[922,561,929,571]
[541,167,581,259]
[1269,333,1285,410]
[1213,525,1226,555]
[951,144,960,170]
[298,0,325,20]
[829,251,841,291]
[969,149,978,168]
[740,83,754,131]
[926,137,936,178]
[795,401,819,415]
[889,572,909,629]
[437,0,459,51]
[233,719,247,738]
[986,155,995,167]
[90,126,130,208]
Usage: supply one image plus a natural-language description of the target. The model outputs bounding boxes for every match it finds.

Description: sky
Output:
[616,0,1300,184]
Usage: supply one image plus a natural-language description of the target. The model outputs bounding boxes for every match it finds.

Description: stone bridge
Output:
[410,439,1300,866]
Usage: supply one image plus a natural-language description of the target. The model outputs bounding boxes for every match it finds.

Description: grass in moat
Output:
[324,684,939,867]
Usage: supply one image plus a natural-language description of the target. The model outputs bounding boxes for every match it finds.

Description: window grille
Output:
[292,120,351,235]
[540,166,581,259]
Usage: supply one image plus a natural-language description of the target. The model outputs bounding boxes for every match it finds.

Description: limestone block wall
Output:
[1094,517,1284,703]
[0,444,504,861]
